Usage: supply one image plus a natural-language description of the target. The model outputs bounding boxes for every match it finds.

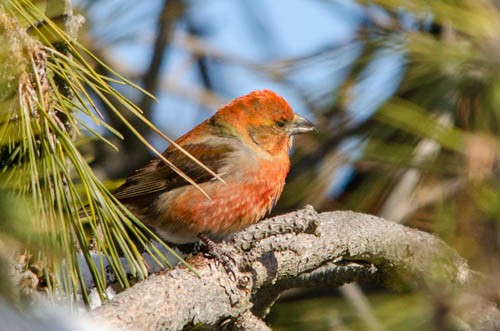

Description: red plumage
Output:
[114,90,314,244]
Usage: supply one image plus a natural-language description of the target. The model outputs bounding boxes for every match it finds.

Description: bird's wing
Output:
[113,142,236,200]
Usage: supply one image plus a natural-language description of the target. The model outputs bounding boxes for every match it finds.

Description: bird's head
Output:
[211,90,315,156]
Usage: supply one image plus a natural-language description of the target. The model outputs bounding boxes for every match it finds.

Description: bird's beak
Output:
[290,114,315,135]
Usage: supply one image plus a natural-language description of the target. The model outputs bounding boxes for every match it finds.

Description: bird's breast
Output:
[152,155,290,243]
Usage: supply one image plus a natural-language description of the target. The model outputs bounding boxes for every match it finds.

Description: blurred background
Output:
[2,0,498,329]
[72,0,500,330]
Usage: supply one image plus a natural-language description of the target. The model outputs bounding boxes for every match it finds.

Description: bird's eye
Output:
[276,120,286,127]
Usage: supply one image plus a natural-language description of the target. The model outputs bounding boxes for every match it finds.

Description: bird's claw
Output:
[198,234,238,280]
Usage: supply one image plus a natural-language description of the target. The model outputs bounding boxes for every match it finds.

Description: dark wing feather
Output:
[113,142,235,201]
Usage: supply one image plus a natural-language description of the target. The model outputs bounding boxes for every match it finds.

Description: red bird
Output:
[114,90,314,244]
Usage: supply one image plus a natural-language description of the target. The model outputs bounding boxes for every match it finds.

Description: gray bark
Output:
[91,207,499,331]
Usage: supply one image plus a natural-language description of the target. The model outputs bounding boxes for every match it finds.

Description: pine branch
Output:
[91,207,499,331]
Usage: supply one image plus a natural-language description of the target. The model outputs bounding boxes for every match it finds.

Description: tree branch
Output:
[88,0,185,179]
[91,207,499,330]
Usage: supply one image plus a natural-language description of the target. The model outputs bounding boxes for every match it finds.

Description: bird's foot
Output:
[198,233,237,280]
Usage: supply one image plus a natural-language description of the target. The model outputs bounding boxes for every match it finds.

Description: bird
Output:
[113,90,315,246]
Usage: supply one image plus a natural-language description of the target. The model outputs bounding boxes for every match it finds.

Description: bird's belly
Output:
[151,175,285,244]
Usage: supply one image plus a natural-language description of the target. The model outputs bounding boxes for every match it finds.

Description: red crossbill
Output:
[114,90,314,244]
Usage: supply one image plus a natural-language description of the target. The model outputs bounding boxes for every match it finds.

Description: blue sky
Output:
[84,0,407,196]
[86,0,404,135]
